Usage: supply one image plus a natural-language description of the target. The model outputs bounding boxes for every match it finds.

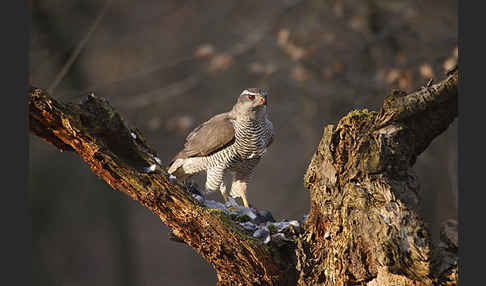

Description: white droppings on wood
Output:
[143,164,156,173]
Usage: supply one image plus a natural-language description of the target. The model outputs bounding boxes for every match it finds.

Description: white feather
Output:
[168,158,184,174]
[241,90,260,96]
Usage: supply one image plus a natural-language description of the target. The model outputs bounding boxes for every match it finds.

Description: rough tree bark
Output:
[29,67,458,286]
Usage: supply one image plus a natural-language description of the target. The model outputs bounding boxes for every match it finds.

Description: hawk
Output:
[167,88,274,207]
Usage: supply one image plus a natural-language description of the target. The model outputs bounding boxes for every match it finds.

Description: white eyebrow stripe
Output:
[241,90,260,96]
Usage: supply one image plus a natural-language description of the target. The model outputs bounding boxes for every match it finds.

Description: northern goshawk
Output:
[167,88,274,207]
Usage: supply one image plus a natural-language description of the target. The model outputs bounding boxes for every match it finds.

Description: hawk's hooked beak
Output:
[257,95,267,106]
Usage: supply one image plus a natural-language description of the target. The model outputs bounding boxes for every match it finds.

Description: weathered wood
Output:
[29,67,458,285]
[299,68,457,286]
[28,88,296,285]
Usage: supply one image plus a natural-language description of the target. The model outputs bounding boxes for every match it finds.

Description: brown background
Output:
[29,0,457,285]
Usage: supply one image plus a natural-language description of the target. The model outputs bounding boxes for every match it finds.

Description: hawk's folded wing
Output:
[170,112,236,164]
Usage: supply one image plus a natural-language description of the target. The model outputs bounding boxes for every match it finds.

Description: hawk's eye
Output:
[248,95,255,100]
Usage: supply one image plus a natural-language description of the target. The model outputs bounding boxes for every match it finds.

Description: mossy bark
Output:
[29,67,458,285]
[29,89,297,285]
[298,68,458,286]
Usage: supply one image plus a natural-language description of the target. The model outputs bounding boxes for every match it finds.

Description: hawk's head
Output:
[232,88,268,119]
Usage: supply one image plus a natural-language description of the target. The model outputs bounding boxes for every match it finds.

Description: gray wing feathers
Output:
[170,113,235,163]
[265,119,275,148]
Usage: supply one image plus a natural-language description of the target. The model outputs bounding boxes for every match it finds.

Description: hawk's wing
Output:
[170,112,235,163]
[266,119,275,148]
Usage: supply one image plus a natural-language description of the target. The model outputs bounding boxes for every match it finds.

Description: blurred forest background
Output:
[29,0,457,285]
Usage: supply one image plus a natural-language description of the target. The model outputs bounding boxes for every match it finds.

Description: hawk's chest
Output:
[232,119,268,160]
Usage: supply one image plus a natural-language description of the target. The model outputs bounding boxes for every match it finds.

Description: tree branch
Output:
[28,88,297,285]
[377,66,458,159]
[300,67,458,285]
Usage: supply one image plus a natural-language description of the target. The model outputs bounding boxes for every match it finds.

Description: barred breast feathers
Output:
[232,115,272,160]
[191,115,272,173]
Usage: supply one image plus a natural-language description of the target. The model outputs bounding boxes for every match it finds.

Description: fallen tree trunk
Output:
[29,67,458,285]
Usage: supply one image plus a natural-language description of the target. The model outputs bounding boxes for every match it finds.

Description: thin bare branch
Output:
[47,0,113,94]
